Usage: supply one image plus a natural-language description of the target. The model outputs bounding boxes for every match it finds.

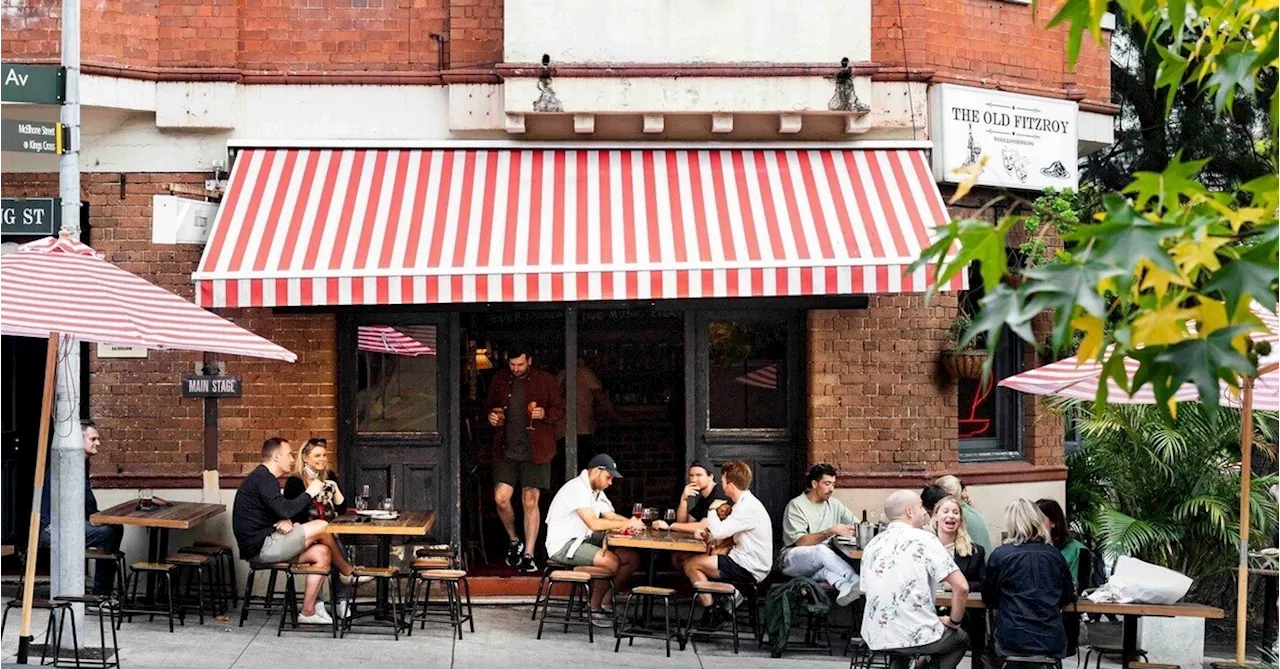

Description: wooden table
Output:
[91,499,225,602]
[328,510,437,616]
[607,529,705,621]
[834,543,862,561]
[932,592,1223,669]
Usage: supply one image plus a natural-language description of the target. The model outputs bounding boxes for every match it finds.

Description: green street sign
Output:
[1,198,61,236]
[1,64,65,105]
[1,119,64,154]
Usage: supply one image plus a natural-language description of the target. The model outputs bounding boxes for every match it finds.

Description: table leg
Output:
[376,536,391,621]
[643,551,657,625]
[1121,614,1138,669]
[1264,575,1274,654]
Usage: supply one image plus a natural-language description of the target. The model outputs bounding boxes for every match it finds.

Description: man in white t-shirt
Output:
[683,460,773,622]
[544,453,643,626]
[861,490,970,669]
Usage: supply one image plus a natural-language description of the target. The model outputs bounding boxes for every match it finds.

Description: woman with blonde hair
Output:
[283,438,361,617]
[933,495,987,660]
[980,499,1075,669]
[934,475,993,556]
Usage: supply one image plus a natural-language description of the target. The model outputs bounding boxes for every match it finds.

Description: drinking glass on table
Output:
[139,488,154,510]
[632,503,643,520]
[643,508,657,525]
[664,509,676,526]
[381,497,394,513]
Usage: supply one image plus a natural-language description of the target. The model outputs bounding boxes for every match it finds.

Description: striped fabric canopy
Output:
[999,304,1279,410]
[1,233,296,362]
[195,146,964,308]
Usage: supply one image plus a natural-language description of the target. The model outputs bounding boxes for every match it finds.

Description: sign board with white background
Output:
[152,194,217,244]
[930,84,1079,192]
[96,343,148,359]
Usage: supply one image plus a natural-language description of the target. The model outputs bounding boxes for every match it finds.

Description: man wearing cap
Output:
[544,453,644,626]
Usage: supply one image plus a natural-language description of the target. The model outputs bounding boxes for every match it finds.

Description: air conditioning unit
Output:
[152,194,218,245]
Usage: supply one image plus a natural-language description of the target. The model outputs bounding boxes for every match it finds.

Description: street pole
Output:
[50,0,85,641]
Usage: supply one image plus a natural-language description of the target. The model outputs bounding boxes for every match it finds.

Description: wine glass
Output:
[664,509,676,526]
[526,402,538,431]
[632,503,643,520]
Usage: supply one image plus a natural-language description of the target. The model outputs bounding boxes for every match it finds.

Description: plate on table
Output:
[835,536,858,545]
[357,510,400,520]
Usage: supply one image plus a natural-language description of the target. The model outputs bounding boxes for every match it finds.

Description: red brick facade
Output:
[1,173,336,483]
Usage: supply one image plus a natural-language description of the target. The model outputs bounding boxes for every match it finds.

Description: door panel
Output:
[693,311,803,543]
[339,314,454,549]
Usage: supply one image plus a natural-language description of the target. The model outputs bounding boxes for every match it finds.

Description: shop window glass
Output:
[708,320,787,429]
[356,324,439,433]
[958,264,1024,460]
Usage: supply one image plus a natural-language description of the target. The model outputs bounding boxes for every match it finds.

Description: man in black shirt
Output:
[233,437,366,624]
[39,421,124,594]
[651,461,730,569]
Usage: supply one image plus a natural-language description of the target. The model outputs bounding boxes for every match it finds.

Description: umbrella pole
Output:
[1235,374,1255,666]
[16,332,60,664]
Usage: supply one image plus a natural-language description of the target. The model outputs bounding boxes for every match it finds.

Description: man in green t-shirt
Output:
[779,463,860,607]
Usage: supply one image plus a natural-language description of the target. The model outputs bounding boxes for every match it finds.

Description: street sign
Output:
[181,374,242,398]
[1,197,61,236]
[0,119,64,154]
[1,64,65,105]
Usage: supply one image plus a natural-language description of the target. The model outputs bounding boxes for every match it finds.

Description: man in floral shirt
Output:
[861,490,971,669]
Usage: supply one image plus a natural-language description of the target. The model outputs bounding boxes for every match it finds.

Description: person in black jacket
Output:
[933,495,987,661]
[981,499,1076,669]
[39,421,124,595]
[233,437,367,625]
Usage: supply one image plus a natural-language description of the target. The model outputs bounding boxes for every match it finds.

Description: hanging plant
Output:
[941,314,988,380]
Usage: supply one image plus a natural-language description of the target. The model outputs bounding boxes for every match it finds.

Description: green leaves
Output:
[1046,0,1107,68]
[1206,50,1260,114]
[909,216,1010,304]
[1201,255,1280,314]
[1155,326,1256,420]
[1123,154,1209,211]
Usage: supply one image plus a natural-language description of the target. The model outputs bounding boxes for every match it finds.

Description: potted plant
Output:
[942,314,987,380]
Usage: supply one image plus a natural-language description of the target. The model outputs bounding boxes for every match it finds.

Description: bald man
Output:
[860,490,971,669]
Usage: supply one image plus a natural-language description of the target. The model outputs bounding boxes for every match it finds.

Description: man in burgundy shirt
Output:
[487,346,566,572]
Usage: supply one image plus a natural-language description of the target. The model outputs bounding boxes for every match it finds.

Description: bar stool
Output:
[536,570,594,643]
[84,548,128,599]
[853,647,918,669]
[342,566,405,640]
[847,637,891,669]
[239,561,290,627]
[124,562,181,632]
[530,558,569,621]
[1085,644,1148,669]
[32,598,80,667]
[179,544,237,610]
[681,581,741,654]
[725,578,763,644]
[614,585,678,657]
[573,565,615,614]
[55,593,121,669]
[278,564,338,638]
[166,552,219,624]
[408,568,474,640]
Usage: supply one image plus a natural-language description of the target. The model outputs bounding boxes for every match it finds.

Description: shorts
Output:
[549,532,607,566]
[715,554,757,583]
[494,457,551,490]
[255,524,308,563]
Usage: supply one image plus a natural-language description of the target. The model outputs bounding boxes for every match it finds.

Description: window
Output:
[356,324,439,433]
[958,265,1024,460]
[708,320,788,429]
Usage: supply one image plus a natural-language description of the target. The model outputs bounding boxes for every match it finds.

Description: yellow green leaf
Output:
[949,155,988,204]
[1169,235,1230,278]
[1072,314,1106,362]
[1132,303,1199,347]
[1137,259,1191,299]
[1199,296,1265,355]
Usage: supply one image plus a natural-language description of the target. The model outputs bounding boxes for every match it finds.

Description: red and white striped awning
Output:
[195,146,962,308]
[1,233,296,362]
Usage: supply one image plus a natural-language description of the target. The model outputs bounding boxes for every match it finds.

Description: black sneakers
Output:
[517,554,539,573]
[505,539,525,567]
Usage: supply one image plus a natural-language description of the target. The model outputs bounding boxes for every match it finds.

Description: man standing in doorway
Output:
[488,345,566,573]
[40,420,123,595]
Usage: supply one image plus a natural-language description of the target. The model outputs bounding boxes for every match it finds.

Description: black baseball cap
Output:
[588,454,623,478]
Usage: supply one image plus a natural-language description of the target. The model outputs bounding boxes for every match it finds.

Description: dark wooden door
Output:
[691,310,803,537]
[338,313,456,547]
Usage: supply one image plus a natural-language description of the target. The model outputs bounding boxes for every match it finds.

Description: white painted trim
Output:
[225,138,936,150]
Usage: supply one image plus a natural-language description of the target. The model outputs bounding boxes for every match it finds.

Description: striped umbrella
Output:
[357,325,435,357]
[1,233,296,361]
[0,231,295,660]
[997,302,1277,664]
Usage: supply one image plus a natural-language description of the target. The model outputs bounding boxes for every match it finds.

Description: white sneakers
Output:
[836,579,862,608]
[335,599,349,620]
[339,573,374,586]
[297,601,333,625]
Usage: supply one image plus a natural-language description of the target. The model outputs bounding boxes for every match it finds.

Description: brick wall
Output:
[873,0,1112,108]
[0,172,337,483]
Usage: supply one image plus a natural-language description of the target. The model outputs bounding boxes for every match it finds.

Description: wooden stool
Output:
[342,566,405,640]
[1,547,34,636]
[55,593,121,669]
[31,599,81,667]
[573,565,616,612]
[411,557,453,570]
[124,562,181,632]
[166,552,219,624]
[1128,663,1178,669]
[614,585,678,657]
[278,564,338,638]
[179,544,237,610]
[408,569,474,640]
[239,561,290,627]
[681,581,741,654]
[531,559,569,621]
[854,647,919,669]
[536,570,594,643]
[847,637,893,669]
[84,548,128,599]
[725,578,763,645]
